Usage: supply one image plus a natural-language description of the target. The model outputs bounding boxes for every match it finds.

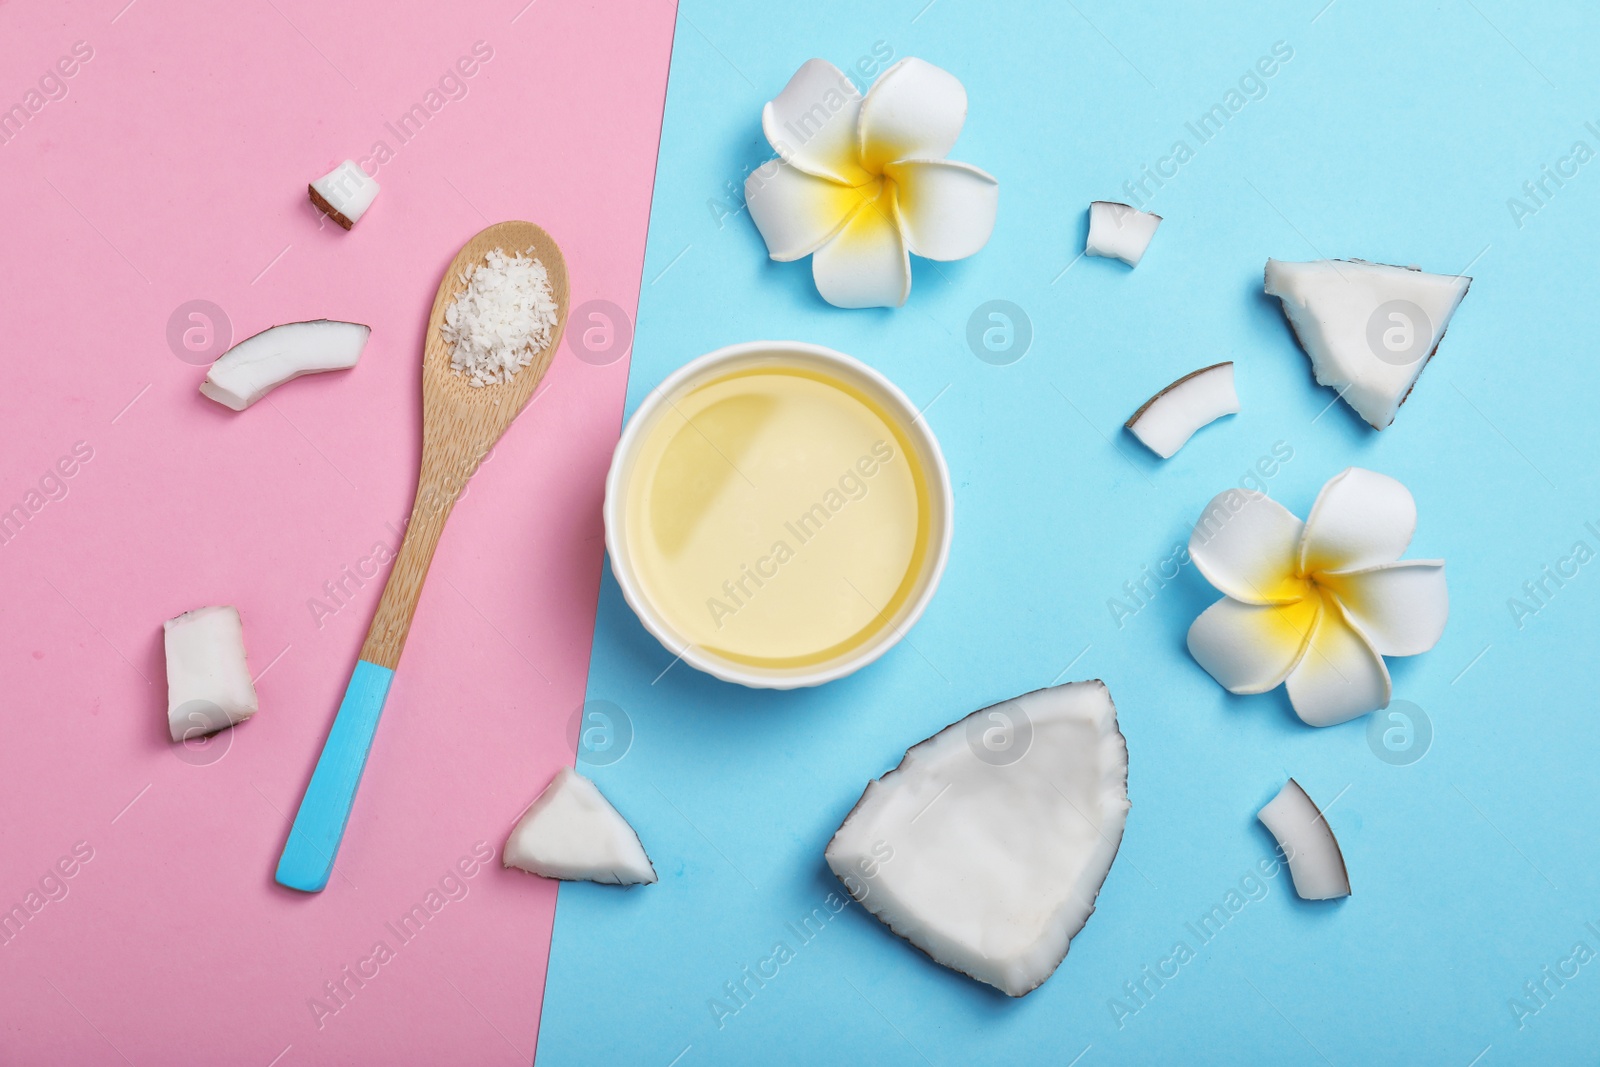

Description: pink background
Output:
[0,0,676,1063]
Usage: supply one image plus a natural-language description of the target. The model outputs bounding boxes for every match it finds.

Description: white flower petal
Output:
[745,159,870,262]
[1300,467,1416,574]
[1189,489,1308,604]
[762,59,871,185]
[884,159,998,261]
[811,194,911,308]
[1188,596,1321,695]
[858,58,967,172]
[1320,560,1448,657]
[1284,598,1392,726]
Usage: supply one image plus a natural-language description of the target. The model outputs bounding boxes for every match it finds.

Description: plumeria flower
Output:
[744,58,999,309]
[1186,468,1448,726]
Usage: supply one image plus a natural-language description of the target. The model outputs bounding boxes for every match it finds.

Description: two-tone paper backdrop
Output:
[3,0,1597,1063]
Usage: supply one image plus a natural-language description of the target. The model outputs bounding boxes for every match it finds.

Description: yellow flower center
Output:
[1261,570,1315,604]
[838,176,898,233]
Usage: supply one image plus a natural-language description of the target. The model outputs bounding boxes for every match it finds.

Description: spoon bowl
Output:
[362,221,570,666]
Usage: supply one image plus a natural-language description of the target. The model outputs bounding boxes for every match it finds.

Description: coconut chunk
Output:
[1125,362,1239,458]
[164,606,258,743]
[1257,779,1350,900]
[199,320,370,411]
[1264,258,1471,429]
[1085,201,1162,267]
[825,681,1129,997]
[503,767,657,886]
[309,160,380,229]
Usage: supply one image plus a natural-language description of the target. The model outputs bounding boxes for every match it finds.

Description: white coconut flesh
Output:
[1263,258,1471,430]
[1257,779,1350,900]
[309,160,380,229]
[1125,362,1239,458]
[503,767,657,886]
[825,681,1129,997]
[164,606,258,742]
[200,320,370,411]
[1085,201,1162,266]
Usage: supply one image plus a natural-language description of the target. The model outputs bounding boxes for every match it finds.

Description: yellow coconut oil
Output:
[622,362,933,669]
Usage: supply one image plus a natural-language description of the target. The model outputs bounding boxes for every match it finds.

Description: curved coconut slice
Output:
[164,605,257,742]
[503,767,657,886]
[1264,258,1471,430]
[200,320,370,411]
[1126,362,1239,458]
[309,160,380,230]
[825,681,1129,997]
[1085,201,1161,267]
[1257,779,1350,900]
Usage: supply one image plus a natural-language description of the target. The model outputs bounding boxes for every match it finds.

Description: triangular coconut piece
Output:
[825,681,1129,997]
[503,767,657,886]
[1264,259,1470,429]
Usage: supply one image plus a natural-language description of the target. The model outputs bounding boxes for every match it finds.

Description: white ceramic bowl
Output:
[603,341,953,689]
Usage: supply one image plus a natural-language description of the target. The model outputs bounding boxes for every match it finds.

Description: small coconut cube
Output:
[1085,201,1162,267]
[309,160,380,230]
[164,606,258,743]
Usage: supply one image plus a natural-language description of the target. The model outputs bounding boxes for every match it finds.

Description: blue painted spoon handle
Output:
[275,660,394,891]
[273,492,446,893]
[272,447,455,893]
[273,491,449,893]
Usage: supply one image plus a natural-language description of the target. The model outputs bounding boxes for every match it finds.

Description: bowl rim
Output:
[602,340,954,690]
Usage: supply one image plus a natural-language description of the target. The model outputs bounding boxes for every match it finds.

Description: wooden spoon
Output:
[276,221,569,892]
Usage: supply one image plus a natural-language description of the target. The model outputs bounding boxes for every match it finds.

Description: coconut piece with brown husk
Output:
[309,160,380,229]
[164,605,258,742]
[503,768,657,886]
[825,681,1129,997]
[1085,201,1162,266]
[1257,778,1350,900]
[200,320,370,411]
[1126,362,1239,458]
[1264,258,1471,430]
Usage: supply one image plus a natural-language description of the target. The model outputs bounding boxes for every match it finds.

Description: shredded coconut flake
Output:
[440,248,559,387]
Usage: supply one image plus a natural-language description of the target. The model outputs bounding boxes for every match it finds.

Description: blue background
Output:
[539,1,1600,1063]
